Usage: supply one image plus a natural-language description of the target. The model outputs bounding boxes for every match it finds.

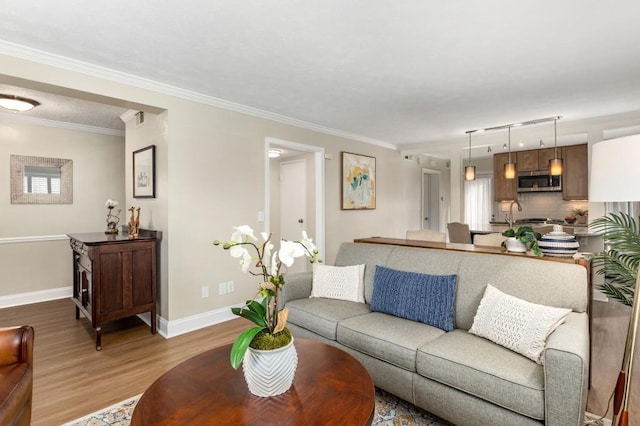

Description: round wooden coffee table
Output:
[131,338,375,425]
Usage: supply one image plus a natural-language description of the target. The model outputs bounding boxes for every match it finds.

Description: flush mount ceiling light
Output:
[0,94,40,112]
[464,131,476,181]
[549,117,563,176]
[268,148,282,158]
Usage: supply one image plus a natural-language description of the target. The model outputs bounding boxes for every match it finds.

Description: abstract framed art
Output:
[133,145,156,198]
[341,151,376,210]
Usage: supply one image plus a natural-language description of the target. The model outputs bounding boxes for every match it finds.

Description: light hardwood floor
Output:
[0,299,247,425]
[1,298,639,425]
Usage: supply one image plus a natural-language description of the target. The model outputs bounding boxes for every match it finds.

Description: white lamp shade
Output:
[504,162,516,179]
[590,134,640,202]
[464,165,476,181]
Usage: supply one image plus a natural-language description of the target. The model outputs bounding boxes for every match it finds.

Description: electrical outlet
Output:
[201,285,209,298]
[218,282,227,295]
[227,280,235,293]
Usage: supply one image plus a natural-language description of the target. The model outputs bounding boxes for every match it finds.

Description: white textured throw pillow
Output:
[310,263,365,303]
[469,284,571,364]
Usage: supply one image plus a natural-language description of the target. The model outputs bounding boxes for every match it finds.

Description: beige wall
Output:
[0,53,425,322]
[0,118,124,297]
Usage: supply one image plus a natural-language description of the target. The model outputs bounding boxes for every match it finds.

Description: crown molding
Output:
[0,40,398,151]
[120,109,139,123]
[0,111,125,136]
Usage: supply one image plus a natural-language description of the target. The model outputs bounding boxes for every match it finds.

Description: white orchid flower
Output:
[231,225,257,243]
[279,240,305,267]
[268,252,279,276]
[239,250,253,273]
[299,231,317,257]
[105,199,119,208]
[229,244,249,259]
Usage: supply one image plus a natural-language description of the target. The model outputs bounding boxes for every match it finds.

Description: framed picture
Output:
[133,145,156,198]
[341,152,376,210]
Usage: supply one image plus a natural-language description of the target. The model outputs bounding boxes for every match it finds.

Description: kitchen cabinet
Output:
[69,230,159,350]
[562,143,588,200]
[493,152,518,201]
[517,148,560,172]
[538,147,561,170]
[516,150,538,172]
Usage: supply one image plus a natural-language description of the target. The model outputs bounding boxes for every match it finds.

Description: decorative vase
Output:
[505,237,527,253]
[577,215,587,225]
[242,337,298,397]
[538,225,580,257]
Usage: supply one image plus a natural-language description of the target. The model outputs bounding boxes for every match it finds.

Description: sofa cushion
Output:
[338,312,445,372]
[333,243,396,303]
[310,263,365,303]
[370,265,457,331]
[416,330,545,420]
[469,284,571,364]
[285,298,371,340]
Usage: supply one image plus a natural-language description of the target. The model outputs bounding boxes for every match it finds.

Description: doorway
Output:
[422,170,441,231]
[264,137,325,264]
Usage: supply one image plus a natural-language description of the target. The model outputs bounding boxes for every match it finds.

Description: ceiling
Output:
[0,1,639,151]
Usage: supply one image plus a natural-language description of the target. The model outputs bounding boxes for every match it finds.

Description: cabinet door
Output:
[493,153,518,201]
[95,241,155,319]
[516,150,538,172]
[538,147,561,171]
[562,144,588,200]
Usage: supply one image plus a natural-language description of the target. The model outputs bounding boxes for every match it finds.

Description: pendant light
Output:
[549,117,563,176]
[464,132,476,181]
[504,126,516,179]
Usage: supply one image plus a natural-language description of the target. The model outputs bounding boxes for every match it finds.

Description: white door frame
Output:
[421,168,441,232]
[264,137,325,257]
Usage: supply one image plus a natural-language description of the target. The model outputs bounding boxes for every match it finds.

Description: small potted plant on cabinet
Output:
[572,208,588,225]
[501,225,543,256]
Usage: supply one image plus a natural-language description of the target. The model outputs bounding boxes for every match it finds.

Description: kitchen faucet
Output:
[507,200,522,229]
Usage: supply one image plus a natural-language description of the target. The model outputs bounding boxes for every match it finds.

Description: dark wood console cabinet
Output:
[68,230,159,350]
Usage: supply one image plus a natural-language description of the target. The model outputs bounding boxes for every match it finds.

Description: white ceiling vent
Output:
[135,111,145,126]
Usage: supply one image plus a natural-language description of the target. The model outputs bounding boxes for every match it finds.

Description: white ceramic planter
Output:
[505,237,527,253]
[242,337,298,397]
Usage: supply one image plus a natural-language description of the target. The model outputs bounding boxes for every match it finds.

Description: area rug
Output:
[63,388,449,425]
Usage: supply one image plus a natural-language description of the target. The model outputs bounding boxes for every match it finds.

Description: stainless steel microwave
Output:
[517,171,562,192]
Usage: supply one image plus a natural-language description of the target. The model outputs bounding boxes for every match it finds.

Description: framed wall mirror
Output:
[10,155,73,204]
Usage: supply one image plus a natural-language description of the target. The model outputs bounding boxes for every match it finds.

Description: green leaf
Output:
[231,305,267,328]
[247,299,266,319]
[587,212,640,306]
[230,326,264,369]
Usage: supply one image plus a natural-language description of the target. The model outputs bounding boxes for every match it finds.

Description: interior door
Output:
[422,172,440,231]
[280,160,307,273]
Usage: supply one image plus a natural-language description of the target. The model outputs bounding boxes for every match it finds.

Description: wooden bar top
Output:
[353,236,587,266]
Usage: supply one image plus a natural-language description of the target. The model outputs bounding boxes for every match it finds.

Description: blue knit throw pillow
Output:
[370,265,457,331]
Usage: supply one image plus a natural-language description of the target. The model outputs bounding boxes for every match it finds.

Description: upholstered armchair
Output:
[0,326,34,426]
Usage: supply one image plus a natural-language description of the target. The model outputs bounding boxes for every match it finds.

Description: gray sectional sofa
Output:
[281,242,590,426]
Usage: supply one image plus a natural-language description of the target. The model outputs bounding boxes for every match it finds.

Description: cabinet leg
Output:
[151,308,157,334]
[95,326,102,351]
[75,306,80,320]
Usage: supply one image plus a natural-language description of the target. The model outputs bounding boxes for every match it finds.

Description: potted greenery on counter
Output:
[501,225,542,256]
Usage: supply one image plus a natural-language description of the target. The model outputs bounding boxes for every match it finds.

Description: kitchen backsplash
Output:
[494,192,588,222]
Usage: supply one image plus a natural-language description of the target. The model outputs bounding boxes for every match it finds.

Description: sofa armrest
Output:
[0,326,34,366]
[543,312,589,426]
[280,271,313,306]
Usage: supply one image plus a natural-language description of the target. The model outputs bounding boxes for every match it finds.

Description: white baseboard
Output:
[0,286,72,309]
[151,304,242,339]
[2,288,242,340]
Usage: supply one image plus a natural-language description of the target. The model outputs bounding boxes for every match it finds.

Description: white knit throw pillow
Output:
[469,284,571,364]
[310,263,365,303]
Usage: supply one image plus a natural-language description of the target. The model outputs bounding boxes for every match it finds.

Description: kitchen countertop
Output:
[473,222,596,237]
